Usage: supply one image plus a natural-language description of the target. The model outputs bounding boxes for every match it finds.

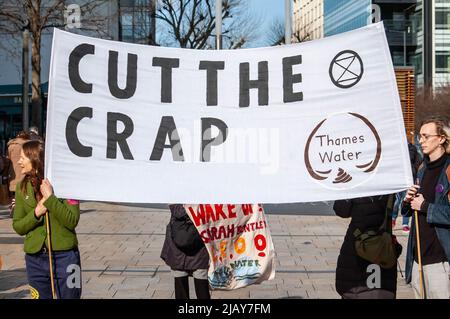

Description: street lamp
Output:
[215,0,222,49]
[285,0,292,44]
[21,20,30,131]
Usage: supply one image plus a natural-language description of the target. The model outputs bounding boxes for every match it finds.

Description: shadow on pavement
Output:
[0,209,12,220]
[80,209,97,215]
[0,268,29,299]
[0,237,23,244]
[83,201,336,216]
[0,289,29,299]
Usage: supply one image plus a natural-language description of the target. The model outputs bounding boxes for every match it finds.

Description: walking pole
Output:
[45,212,57,299]
[414,209,425,299]
[397,260,404,278]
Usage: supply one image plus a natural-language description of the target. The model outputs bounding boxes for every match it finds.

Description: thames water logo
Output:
[304,113,381,189]
[329,50,364,89]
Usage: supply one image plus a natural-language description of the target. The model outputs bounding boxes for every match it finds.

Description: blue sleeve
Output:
[427,202,450,226]
[401,199,413,217]
[392,192,404,218]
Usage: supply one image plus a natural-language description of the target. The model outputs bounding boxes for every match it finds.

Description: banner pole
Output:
[414,210,425,299]
[45,212,57,299]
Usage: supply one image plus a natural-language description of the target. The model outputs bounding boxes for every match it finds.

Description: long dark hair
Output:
[20,140,45,201]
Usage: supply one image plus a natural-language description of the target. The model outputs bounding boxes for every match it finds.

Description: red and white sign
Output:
[185,204,275,290]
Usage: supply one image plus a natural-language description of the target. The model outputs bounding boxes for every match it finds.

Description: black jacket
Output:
[333,195,398,295]
[160,204,209,271]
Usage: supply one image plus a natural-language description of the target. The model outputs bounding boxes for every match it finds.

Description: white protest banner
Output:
[46,22,413,203]
[185,204,275,289]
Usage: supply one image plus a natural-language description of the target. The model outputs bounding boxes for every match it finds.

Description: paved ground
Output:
[0,202,414,299]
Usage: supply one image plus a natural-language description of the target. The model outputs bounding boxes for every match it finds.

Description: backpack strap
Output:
[353,195,394,239]
[416,162,425,181]
[446,165,450,202]
[419,162,425,171]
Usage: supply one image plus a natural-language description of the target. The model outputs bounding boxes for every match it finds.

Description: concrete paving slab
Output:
[0,202,415,299]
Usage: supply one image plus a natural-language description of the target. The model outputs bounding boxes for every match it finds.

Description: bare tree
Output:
[415,84,450,127]
[267,19,311,46]
[0,0,65,130]
[0,0,112,130]
[0,0,259,131]
[155,0,258,49]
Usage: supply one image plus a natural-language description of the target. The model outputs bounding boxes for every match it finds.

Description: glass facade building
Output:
[434,0,450,79]
[324,0,371,36]
[323,0,417,67]
[323,0,450,88]
[413,0,450,87]
[0,0,156,146]
[119,0,156,44]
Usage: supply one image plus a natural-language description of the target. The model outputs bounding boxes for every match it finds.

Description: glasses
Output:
[419,134,441,141]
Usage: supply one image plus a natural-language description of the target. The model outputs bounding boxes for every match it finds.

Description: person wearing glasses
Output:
[402,115,450,299]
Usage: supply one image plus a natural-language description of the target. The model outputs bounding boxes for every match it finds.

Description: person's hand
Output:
[404,184,420,203]
[40,179,54,201]
[411,194,425,211]
[34,200,47,218]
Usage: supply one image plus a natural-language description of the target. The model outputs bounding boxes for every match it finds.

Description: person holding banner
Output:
[402,116,450,299]
[392,142,421,233]
[333,195,400,299]
[160,204,210,299]
[12,140,82,299]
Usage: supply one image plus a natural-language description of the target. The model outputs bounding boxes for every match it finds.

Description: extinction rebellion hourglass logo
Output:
[329,50,364,89]
[304,113,382,189]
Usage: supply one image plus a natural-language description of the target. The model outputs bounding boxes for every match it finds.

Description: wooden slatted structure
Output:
[395,67,415,142]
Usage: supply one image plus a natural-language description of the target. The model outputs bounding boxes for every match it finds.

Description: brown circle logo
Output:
[304,113,381,189]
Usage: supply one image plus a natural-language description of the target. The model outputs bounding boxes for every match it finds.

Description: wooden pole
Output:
[414,210,425,299]
[45,212,57,299]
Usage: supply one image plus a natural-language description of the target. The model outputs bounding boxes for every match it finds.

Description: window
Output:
[436,51,450,73]
[393,51,406,66]
[119,0,153,44]
[411,53,422,74]
[436,9,450,30]
[121,13,134,39]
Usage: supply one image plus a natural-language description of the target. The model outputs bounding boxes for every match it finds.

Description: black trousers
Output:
[174,276,210,299]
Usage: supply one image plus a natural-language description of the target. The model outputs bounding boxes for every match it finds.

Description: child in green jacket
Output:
[12,140,82,299]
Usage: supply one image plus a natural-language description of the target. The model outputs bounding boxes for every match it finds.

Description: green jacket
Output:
[12,182,80,254]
